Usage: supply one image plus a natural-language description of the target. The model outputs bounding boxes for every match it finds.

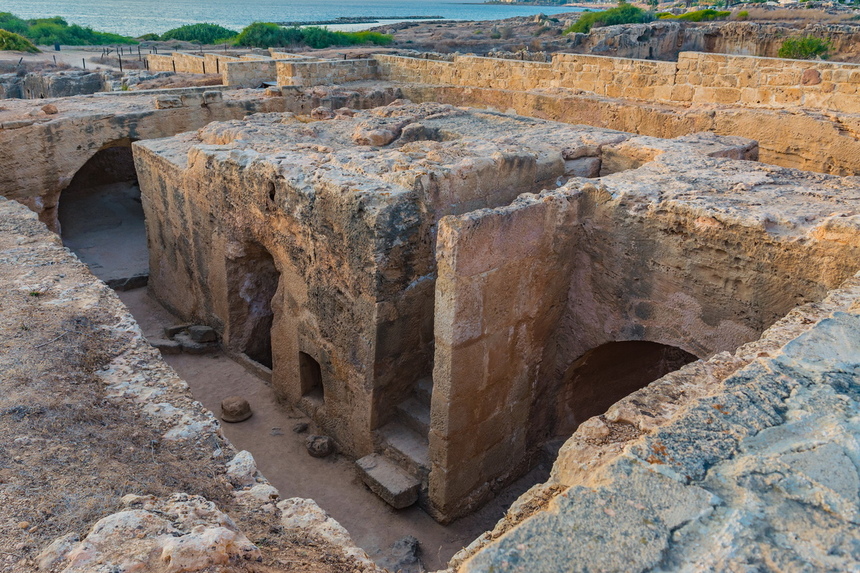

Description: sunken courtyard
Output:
[1,46,860,573]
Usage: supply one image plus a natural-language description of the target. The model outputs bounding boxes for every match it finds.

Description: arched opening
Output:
[57,141,147,289]
[228,243,280,370]
[554,341,698,437]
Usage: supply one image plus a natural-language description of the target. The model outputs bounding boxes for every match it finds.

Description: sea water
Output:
[0,0,582,37]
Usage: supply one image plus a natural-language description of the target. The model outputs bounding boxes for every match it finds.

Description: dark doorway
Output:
[299,351,324,402]
[231,243,280,370]
[555,341,698,437]
[58,142,147,288]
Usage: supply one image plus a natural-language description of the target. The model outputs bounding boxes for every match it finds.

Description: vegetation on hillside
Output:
[0,28,39,52]
[563,3,653,35]
[658,9,731,22]
[0,12,136,45]
[160,23,237,44]
[778,36,831,59]
[233,22,392,49]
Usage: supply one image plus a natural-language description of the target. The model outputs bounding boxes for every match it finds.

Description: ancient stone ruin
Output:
[1,42,860,572]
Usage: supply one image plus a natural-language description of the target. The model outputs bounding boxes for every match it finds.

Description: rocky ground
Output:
[0,196,381,572]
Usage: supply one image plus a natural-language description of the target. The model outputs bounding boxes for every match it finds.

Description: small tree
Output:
[778,36,831,60]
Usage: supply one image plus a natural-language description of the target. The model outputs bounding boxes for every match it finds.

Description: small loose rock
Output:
[221,396,252,423]
[306,435,334,458]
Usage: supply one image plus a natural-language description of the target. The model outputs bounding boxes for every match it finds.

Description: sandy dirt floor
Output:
[59,181,149,284]
[118,287,551,571]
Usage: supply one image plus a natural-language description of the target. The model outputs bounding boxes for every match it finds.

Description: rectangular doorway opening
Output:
[300,351,324,404]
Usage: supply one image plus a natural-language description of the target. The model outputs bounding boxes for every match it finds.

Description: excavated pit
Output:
[49,100,860,567]
[129,100,860,526]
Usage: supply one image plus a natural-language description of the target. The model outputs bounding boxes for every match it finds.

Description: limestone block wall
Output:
[204,53,240,75]
[277,59,378,87]
[223,60,277,87]
[147,54,176,72]
[673,52,860,112]
[430,192,581,519]
[173,53,207,74]
[400,82,860,176]
[270,51,319,61]
[552,53,676,100]
[147,52,224,74]
[376,51,860,116]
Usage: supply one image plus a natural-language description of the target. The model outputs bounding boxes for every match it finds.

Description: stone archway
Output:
[553,340,698,438]
[57,139,148,289]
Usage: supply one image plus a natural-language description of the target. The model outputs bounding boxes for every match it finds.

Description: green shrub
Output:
[736,10,749,20]
[0,12,135,45]
[160,23,237,44]
[778,36,831,60]
[137,33,160,41]
[564,3,653,34]
[234,22,392,49]
[234,22,303,48]
[661,9,731,21]
[0,12,28,35]
[0,29,38,52]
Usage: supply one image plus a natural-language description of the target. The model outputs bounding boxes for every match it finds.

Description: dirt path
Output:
[0,46,126,71]
[118,287,550,571]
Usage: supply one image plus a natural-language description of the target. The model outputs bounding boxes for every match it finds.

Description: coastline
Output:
[277,15,443,27]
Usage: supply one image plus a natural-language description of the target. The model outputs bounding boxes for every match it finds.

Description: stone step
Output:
[396,396,430,437]
[415,377,433,406]
[356,453,420,509]
[378,421,430,475]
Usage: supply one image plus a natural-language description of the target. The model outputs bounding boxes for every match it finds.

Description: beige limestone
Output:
[133,102,860,524]
[0,196,380,572]
[0,85,401,232]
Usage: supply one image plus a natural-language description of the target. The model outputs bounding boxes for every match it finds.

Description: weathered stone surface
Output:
[148,337,182,354]
[306,434,335,458]
[174,331,217,354]
[220,395,252,423]
[164,323,191,338]
[293,422,309,433]
[356,454,420,509]
[234,483,280,504]
[0,194,390,572]
[278,498,380,570]
[58,494,260,572]
[0,85,400,232]
[226,450,258,486]
[154,95,183,109]
[188,324,217,343]
[456,276,860,572]
[378,535,422,573]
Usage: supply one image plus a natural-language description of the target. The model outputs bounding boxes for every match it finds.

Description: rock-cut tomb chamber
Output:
[2,47,860,571]
[133,100,860,524]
